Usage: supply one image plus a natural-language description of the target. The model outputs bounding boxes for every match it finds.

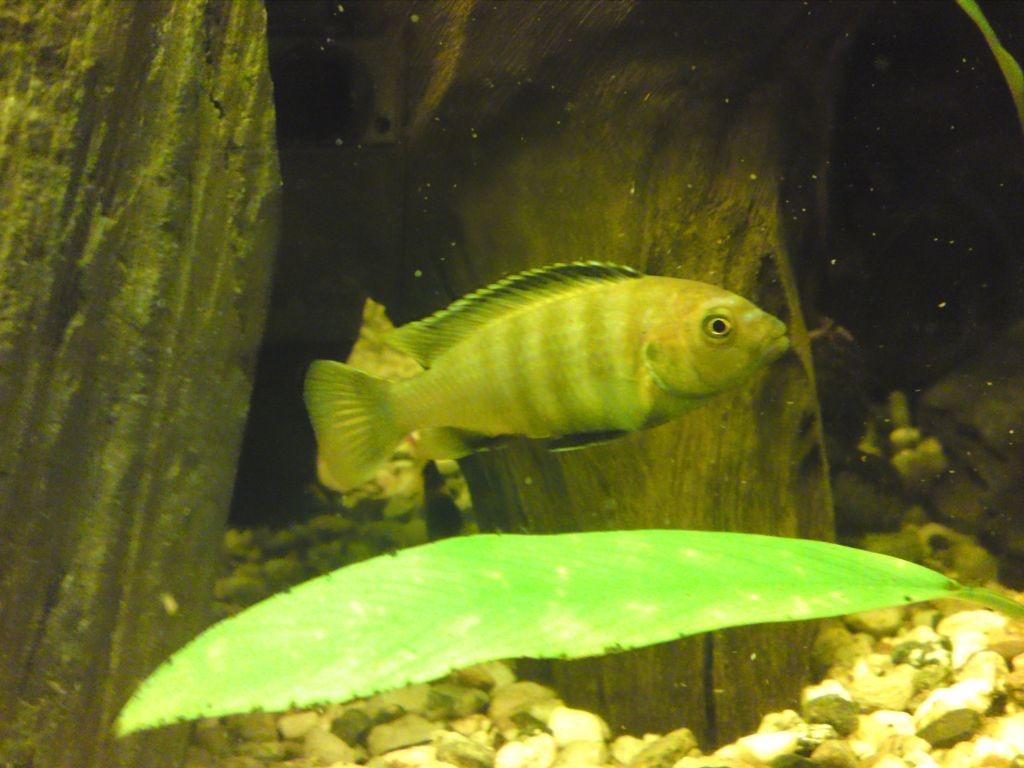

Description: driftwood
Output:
[387,1,856,744]
[0,2,279,766]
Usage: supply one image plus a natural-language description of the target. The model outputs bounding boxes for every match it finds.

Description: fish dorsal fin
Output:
[386,261,642,366]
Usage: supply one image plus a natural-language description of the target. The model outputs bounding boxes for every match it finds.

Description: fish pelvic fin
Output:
[303,360,403,492]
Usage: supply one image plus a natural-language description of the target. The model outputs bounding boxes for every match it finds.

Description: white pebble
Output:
[756,709,805,733]
[732,730,802,762]
[902,749,939,768]
[494,734,557,768]
[278,710,320,740]
[802,678,853,705]
[609,735,649,765]
[913,678,994,728]
[871,754,909,768]
[377,744,438,768]
[936,610,1007,638]
[847,660,917,712]
[956,649,1007,687]
[855,711,916,748]
[948,629,990,669]
[552,740,607,767]
[988,712,1024,754]
[972,734,1020,765]
[546,706,610,746]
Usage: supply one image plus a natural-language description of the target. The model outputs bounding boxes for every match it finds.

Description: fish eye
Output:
[702,314,733,339]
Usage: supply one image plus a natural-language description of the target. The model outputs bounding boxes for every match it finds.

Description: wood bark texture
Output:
[0,1,279,766]
[392,0,857,744]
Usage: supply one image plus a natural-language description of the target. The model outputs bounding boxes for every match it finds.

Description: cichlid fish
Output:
[305,262,789,491]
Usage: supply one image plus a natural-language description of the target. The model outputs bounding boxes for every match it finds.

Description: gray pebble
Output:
[626,727,698,768]
[368,684,434,719]
[435,730,496,768]
[427,682,491,720]
[802,694,858,736]
[915,707,982,748]
[488,682,561,732]
[332,706,373,745]
[368,713,438,755]
[224,712,279,742]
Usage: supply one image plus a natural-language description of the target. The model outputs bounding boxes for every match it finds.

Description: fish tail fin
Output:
[303,360,404,491]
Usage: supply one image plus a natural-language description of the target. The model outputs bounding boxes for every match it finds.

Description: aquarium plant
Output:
[116,529,1024,736]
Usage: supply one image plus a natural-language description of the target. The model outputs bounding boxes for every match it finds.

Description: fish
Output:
[304,261,790,491]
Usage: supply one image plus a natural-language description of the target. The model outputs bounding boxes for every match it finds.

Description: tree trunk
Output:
[0,2,279,766]
[392,1,856,745]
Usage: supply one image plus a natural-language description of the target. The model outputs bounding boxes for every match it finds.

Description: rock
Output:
[756,710,805,733]
[371,743,438,768]
[987,712,1024,754]
[181,746,216,768]
[449,713,496,743]
[452,661,518,692]
[811,621,875,675]
[368,685,435,720]
[913,678,994,728]
[971,734,1022,766]
[610,735,653,765]
[846,659,917,712]
[674,758,750,768]
[546,706,610,746]
[435,730,496,768]
[889,625,952,668]
[809,739,860,768]
[845,607,906,638]
[488,682,562,733]
[627,728,699,768]
[956,649,1008,687]
[493,734,558,768]
[802,694,859,736]
[427,682,491,720]
[731,730,802,763]
[552,740,608,768]
[854,711,915,749]
[919,320,1024,533]
[332,706,374,745]
[915,707,981,748]
[235,740,298,761]
[367,714,438,755]
[192,719,233,757]
[305,726,359,764]
[224,712,279,742]
[278,710,321,740]
[769,755,817,768]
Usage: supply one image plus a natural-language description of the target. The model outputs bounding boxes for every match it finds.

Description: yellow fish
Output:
[305,262,789,491]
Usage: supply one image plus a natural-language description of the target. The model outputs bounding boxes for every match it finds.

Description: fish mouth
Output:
[762,323,791,363]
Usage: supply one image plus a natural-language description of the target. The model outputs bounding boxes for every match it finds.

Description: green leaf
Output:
[115,530,1024,736]
[956,0,1024,133]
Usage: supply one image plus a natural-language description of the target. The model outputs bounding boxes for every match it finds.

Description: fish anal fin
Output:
[416,427,510,459]
[546,430,631,452]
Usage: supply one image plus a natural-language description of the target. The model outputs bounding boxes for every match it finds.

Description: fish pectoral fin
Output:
[545,430,630,452]
[418,427,509,459]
